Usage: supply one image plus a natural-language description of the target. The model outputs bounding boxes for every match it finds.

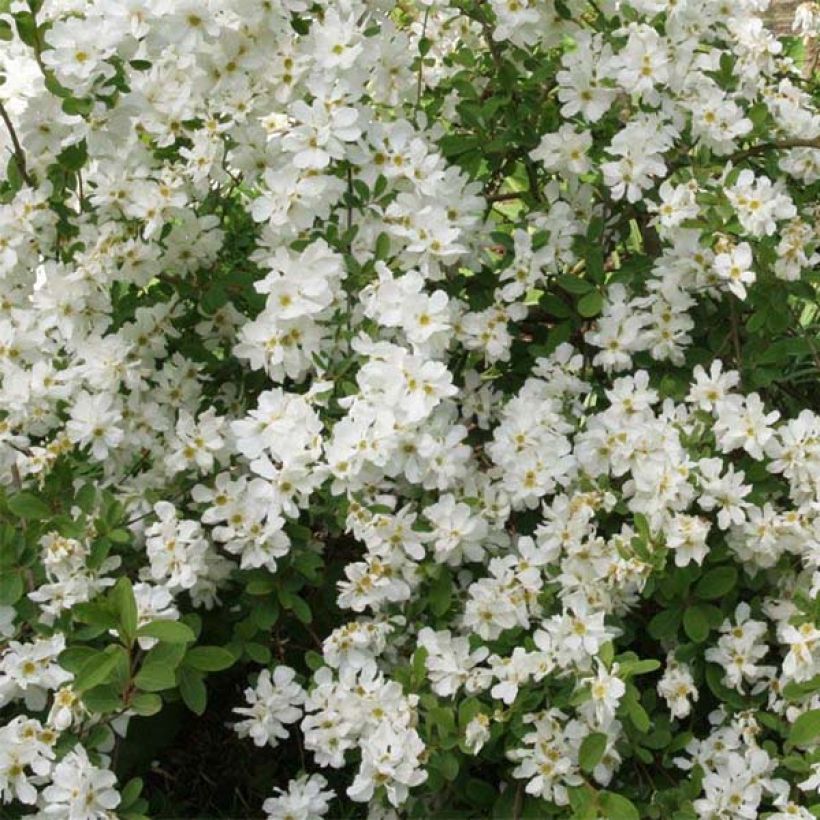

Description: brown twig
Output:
[0,100,33,186]
[730,136,820,163]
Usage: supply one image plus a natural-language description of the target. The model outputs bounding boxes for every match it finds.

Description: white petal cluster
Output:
[0,0,818,815]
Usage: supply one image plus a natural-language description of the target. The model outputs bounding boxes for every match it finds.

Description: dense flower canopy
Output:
[0,0,819,817]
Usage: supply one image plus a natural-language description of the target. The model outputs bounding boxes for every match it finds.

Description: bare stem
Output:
[731,136,820,163]
[0,100,33,186]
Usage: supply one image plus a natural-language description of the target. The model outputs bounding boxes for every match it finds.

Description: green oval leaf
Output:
[7,492,50,520]
[577,289,604,318]
[74,650,121,692]
[683,604,710,643]
[789,708,820,747]
[579,732,608,773]
[131,693,163,716]
[179,667,207,715]
[184,646,235,673]
[137,620,195,644]
[695,566,738,599]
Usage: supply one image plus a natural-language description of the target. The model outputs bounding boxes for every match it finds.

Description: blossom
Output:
[233,667,306,748]
[40,745,120,818]
[712,242,756,299]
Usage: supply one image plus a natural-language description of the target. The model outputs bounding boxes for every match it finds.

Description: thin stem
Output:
[0,100,33,186]
[486,190,525,203]
[731,136,820,163]
[413,9,431,123]
[729,298,744,385]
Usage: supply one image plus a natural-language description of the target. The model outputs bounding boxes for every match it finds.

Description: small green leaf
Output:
[436,751,459,781]
[179,667,207,715]
[280,591,312,624]
[59,646,97,674]
[0,570,23,605]
[184,646,235,673]
[577,289,603,318]
[131,693,163,716]
[429,568,452,616]
[648,608,680,640]
[600,791,640,820]
[136,620,195,644]
[82,684,122,714]
[72,601,118,629]
[134,663,177,693]
[7,492,49,520]
[73,650,120,692]
[111,577,138,646]
[683,605,710,643]
[695,566,738,599]
[555,275,594,294]
[618,659,661,678]
[120,778,143,810]
[623,691,650,733]
[375,232,391,260]
[585,246,605,284]
[790,709,820,747]
[579,732,608,773]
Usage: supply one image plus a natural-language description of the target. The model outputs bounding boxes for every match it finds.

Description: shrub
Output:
[0,0,819,817]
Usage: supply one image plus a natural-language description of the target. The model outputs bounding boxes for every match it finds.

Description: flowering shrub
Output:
[1,0,820,816]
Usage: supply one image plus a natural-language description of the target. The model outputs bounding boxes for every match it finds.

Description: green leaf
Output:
[436,750,459,781]
[579,732,607,773]
[134,662,177,693]
[178,667,207,715]
[131,693,163,716]
[599,792,640,820]
[577,290,603,318]
[790,709,820,747]
[245,576,275,595]
[136,620,195,644]
[695,566,738,599]
[585,246,605,284]
[57,140,87,171]
[184,646,235,673]
[0,570,23,605]
[59,646,97,674]
[429,567,452,616]
[7,492,49,520]
[13,11,39,48]
[82,684,122,714]
[279,589,312,624]
[618,659,661,678]
[111,577,138,646]
[648,608,680,640]
[555,275,594,294]
[244,642,272,665]
[117,777,142,812]
[120,778,143,811]
[411,646,428,688]
[73,650,120,692]
[683,604,710,643]
[73,601,118,629]
[623,691,650,733]
[375,232,391,260]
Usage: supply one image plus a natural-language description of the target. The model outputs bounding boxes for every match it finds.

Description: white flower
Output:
[65,392,124,460]
[234,667,305,748]
[263,773,334,820]
[41,745,120,818]
[712,242,756,299]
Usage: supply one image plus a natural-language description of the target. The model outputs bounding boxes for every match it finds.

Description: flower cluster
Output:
[0,0,818,816]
